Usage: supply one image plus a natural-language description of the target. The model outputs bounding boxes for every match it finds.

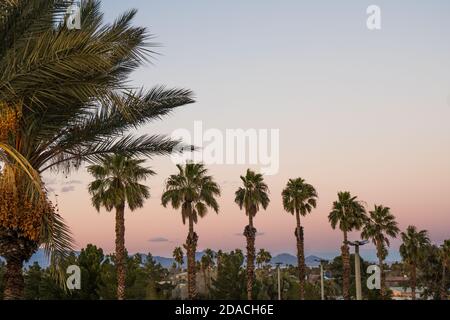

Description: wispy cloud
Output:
[222,180,239,186]
[63,180,83,185]
[149,237,170,243]
[61,186,75,193]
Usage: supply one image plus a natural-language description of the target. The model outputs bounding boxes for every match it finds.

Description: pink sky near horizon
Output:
[43,1,450,258]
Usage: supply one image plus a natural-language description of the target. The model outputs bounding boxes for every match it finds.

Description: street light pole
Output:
[354,244,362,300]
[314,258,327,300]
[347,240,369,300]
[276,263,282,300]
[320,262,325,301]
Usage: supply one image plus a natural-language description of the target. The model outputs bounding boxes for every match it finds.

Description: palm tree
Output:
[440,240,450,300]
[235,169,270,300]
[328,191,367,300]
[0,0,194,299]
[161,163,220,299]
[256,249,272,269]
[216,250,224,274]
[281,178,318,299]
[173,246,184,271]
[200,249,215,297]
[88,154,154,299]
[400,226,430,300]
[361,205,399,298]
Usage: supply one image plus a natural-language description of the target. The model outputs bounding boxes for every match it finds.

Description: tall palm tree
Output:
[328,191,367,300]
[0,0,194,299]
[400,226,430,300]
[161,163,220,299]
[361,205,399,298]
[88,154,154,300]
[281,178,318,299]
[440,239,450,300]
[235,169,270,300]
[173,246,184,271]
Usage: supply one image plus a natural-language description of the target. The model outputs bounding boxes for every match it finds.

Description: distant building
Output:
[385,275,409,287]
[390,287,426,300]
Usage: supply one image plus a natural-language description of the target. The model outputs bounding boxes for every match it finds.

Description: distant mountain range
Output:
[1,249,401,269]
[1,250,323,269]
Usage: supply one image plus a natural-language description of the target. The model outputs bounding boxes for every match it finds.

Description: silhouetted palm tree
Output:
[400,226,430,300]
[162,163,220,299]
[173,246,184,271]
[328,191,367,300]
[361,205,399,298]
[88,155,154,299]
[256,249,272,269]
[201,249,216,297]
[282,178,318,299]
[235,169,270,300]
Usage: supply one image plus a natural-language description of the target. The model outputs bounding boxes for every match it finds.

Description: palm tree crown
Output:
[400,226,430,264]
[88,154,155,211]
[256,249,272,268]
[173,246,184,269]
[362,205,399,250]
[235,169,270,218]
[161,163,220,224]
[329,191,367,233]
[282,178,318,216]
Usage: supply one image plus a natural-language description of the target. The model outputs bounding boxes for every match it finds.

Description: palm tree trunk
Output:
[342,231,350,300]
[295,210,305,300]
[244,213,256,300]
[202,268,208,297]
[207,266,212,297]
[186,216,198,299]
[0,228,37,300]
[4,256,24,300]
[115,203,126,300]
[376,241,385,299]
[411,264,416,300]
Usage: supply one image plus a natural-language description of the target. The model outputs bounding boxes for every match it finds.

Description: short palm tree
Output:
[440,240,450,300]
[173,246,184,271]
[200,249,215,297]
[161,163,220,299]
[256,248,272,269]
[328,191,367,300]
[0,0,194,299]
[235,169,270,300]
[361,205,399,298]
[88,154,154,300]
[400,226,430,300]
[282,178,318,299]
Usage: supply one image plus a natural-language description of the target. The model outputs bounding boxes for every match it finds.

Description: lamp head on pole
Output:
[346,240,369,247]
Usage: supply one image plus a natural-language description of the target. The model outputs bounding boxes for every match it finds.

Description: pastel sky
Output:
[43,0,450,260]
